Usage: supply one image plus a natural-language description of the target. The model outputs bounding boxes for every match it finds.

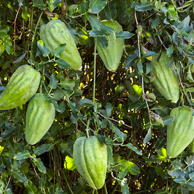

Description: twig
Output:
[13,6,22,56]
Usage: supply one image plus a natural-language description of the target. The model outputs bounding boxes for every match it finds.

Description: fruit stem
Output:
[93,37,97,103]
[86,119,90,138]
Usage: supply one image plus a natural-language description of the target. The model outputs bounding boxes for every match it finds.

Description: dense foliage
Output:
[0,0,194,193]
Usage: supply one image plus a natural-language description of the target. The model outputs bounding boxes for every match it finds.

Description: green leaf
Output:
[119,159,140,175]
[12,53,27,63]
[64,155,76,170]
[13,170,28,183]
[135,2,155,12]
[79,98,93,107]
[143,93,156,102]
[37,40,50,57]
[87,14,101,30]
[126,143,142,155]
[49,73,58,89]
[154,189,168,194]
[166,5,178,21]
[120,179,130,194]
[14,150,31,160]
[109,122,127,143]
[105,103,112,118]
[167,57,174,68]
[114,0,134,26]
[32,157,46,173]
[56,59,71,69]
[142,51,156,59]
[60,79,75,91]
[54,43,66,58]
[33,144,54,156]
[0,180,5,193]
[4,188,12,194]
[143,127,152,144]
[167,45,174,57]
[0,32,8,38]
[47,0,62,12]
[89,0,107,14]
[116,31,134,39]
[137,60,143,73]
[151,17,160,29]
[124,52,138,68]
[33,0,47,10]
[103,2,117,20]
[97,36,108,48]
[163,116,173,126]
[150,111,164,127]
[155,137,166,150]
[0,127,15,140]
[24,180,39,194]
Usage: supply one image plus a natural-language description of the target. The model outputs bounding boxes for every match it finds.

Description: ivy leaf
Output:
[89,0,107,14]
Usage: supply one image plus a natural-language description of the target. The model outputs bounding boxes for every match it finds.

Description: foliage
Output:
[0,0,194,193]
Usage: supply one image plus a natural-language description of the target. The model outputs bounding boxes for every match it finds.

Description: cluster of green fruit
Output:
[0,19,109,190]
[1,18,193,190]
[0,65,55,145]
[150,52,194,159]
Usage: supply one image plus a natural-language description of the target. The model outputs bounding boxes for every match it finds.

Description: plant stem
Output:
[104,183,108,194]
[93,37,97,103]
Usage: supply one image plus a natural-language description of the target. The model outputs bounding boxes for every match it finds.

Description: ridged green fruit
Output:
[40,19,82,70]
[73,136,107,189]
[25,93,55,145]
[167,106,194,158]
[96,20,124,72]
[0,65,40,110]
[150,52,179,103]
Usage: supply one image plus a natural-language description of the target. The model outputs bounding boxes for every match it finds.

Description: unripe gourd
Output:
[25,93,55,145]
[167,106,194,158]
[150,52,179,103]
[73,136,107,189]
[97,20,124,72]
[0,65,40,110]
[40,19,82,70]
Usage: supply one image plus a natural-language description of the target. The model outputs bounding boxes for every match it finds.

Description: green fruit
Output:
[188,139,194,153]
[73,136,107,189]
[167,106,194,158]
[25,93,55,145]
[150,52,179,103]
[0,65,40,110]
[96,20,124,72]
[40,19,82,70]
